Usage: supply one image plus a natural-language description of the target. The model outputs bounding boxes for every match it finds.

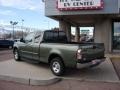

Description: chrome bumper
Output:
[76,58,105,69]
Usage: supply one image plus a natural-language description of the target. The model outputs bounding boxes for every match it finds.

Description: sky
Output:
[0,0,59,30]
[0,0,94,35]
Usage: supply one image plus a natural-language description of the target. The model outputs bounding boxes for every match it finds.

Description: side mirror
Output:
[20,38,25,43]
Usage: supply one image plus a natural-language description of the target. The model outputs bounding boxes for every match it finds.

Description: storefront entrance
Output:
[112,21,120,51]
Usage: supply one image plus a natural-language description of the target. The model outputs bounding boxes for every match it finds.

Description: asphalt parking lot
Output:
[0,49,13,62]
[0,49,120,90]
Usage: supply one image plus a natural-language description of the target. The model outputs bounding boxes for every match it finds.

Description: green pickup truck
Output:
[13,30,105,76]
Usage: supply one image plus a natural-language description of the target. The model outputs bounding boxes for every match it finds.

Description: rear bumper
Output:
[76,58,106,69]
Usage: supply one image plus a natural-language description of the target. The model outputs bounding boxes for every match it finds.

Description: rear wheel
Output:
[14,49,21,61]
[50,57,65,76]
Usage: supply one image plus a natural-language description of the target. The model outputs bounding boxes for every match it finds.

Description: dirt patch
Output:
[111,58,120,80]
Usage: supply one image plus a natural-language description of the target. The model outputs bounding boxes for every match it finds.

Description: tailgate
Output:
[79,43,105,63]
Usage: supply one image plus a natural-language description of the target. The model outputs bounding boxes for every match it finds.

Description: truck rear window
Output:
[43,31,67,43]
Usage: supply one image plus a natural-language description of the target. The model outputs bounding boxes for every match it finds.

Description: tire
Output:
[14,49,21,61]
[50,57,65,76]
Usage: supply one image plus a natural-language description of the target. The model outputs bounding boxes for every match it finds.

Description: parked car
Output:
[13,30,105,76]
[0,39,14,48]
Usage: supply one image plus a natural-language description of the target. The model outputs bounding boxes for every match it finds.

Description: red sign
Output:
[57,0,104,11]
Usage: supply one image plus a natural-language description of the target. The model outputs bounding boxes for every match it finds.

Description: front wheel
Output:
[14,49,21,61]
[50,57,65,76]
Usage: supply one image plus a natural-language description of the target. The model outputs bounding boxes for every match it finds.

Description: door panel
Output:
[32,43,40,60]
[19,33,34,59]
[19,42,26,57]
[39,43,50,63]
[23,43,33,59]
[32,31,43,61]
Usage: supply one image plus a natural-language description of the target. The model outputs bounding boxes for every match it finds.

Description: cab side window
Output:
[24,33,34,43]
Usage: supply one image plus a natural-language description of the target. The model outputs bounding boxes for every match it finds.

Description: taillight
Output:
[76,49,82,60]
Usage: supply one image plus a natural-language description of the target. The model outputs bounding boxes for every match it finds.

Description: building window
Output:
[80,27,94,42]
[113,22,120,50]
[71,26,94,42]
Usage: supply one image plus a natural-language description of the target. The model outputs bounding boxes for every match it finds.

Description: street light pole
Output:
[21,19,24,38]
[10,21,18,40]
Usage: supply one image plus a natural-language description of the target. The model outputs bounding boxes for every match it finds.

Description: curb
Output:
[0,75,29,84]
[30,78,61,85]
[0,74,61,85]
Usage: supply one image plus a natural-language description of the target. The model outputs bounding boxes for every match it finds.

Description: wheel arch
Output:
[13,47,18,53]
[48,53,65,66]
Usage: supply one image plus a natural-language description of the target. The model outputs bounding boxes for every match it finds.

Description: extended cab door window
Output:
[32,32,42,60]
[34,32,42,43]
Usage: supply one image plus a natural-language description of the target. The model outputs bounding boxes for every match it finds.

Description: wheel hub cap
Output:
[14,51,18,59]
[52,62,60,73]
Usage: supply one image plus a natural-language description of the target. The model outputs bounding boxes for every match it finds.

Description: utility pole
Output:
[10,21,18,40]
